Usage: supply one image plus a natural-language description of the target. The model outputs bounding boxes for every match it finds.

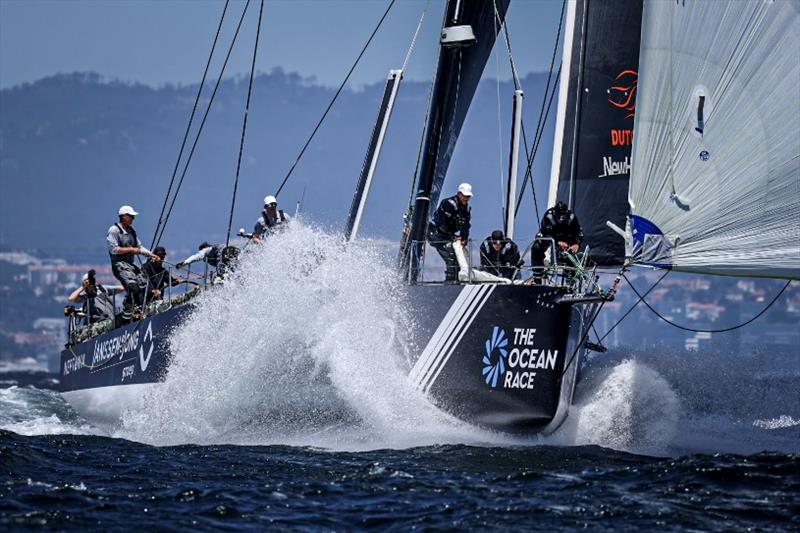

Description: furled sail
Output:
[548,0,644,267]
[628,0,800,280]
[401,0,511,281]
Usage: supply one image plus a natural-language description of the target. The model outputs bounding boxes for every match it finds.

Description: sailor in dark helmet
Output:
[176,242,240,280]
[428,183,472,282]
[531,200,584,272]
[106,205,159,320]
[480,230,522,280]
[252,195,290,241]
[143,246,194,299]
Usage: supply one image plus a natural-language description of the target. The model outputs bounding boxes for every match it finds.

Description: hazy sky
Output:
[1,0,564,89]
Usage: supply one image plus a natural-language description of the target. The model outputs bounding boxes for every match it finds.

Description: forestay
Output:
[628,0,800,280]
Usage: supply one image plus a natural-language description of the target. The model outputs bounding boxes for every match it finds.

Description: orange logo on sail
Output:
[607,69,637,119]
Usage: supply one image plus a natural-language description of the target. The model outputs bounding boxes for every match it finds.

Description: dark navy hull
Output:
[60,305,189,392]
[407,284,595,432]
[60,285,594,433]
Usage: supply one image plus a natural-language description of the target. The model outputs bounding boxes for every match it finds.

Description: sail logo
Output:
[598,156,631,178]
[610,129,633,146]
[607,69,637,119]
[482,326,508,388]
[481,327,559,390]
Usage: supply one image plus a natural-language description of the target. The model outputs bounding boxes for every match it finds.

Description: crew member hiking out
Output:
[428,183,472,282]
[252,195,290,241]
[107,205,158,321]
[480,230,522,280]
[176,242,240,281]
[531,201,584,275]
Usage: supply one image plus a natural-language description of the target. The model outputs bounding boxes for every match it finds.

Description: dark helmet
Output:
[554,201,569,213]
[490,230,505,243]
[199,241,211,250]
[153,246,167,258]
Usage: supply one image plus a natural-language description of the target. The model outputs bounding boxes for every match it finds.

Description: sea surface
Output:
[2,229,799,530]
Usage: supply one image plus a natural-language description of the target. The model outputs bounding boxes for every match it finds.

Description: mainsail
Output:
[548,0,644,267]
[628,0,800,280]
[401,0,510,280]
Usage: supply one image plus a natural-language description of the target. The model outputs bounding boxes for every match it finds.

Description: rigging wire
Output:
[226,0,264,247]
[151,0,229,248]
[401,0,429,73]
[623,273,793,334]
[403,7,437,216]
[512,0,566,219]
[273,0,397,198]
[595,268,670,343]
[493,12,506,227]
[153,0,252,248]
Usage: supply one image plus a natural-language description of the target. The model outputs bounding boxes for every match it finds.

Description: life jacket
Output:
[205,245,222,267]
[263,209,287,228]
[111,223,139,266]
[206,245,239,269]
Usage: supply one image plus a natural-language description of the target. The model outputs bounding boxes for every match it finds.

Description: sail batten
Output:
[628,0,800,280]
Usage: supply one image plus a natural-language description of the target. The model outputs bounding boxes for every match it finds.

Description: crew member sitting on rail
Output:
[531,201,584,273]
[142,246,195,299]
[428,183,472,282]
[252,195,290,241]
[480,230,522,280]
[67,270,124,325]
[176,242,239,280]
[107,205,159,321]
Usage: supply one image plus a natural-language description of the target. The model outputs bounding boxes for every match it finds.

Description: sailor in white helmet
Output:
[106,205,158,320]
[252,195,290,241]
[428,183,473,282]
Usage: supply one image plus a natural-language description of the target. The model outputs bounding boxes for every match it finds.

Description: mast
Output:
[548,0,644,267]
[547,0,578,210]
[504,89,523,240]
[400,0,511,282]
[345,69,403,242]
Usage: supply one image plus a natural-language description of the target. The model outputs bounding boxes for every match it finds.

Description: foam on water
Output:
[0,386,97,436]
[3,224,797,455]
[116,223,493,449]
[551,360,682,455]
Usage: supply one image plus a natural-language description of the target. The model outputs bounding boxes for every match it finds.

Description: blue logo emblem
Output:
[699,150,710,161]
[482,326,509,388]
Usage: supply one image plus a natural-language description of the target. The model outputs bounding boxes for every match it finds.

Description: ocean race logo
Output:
[482,326,509,388]
[481,326,558,390]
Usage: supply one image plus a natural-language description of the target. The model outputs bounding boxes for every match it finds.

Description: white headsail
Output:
[628,0,800,280]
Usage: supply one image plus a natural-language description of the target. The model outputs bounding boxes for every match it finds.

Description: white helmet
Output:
[457,183,473,197]
[118,205,139,216]
[263,195,277,206]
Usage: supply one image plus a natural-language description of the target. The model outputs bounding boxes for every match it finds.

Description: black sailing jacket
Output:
[429,195,471,242]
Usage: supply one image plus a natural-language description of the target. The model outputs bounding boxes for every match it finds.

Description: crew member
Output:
[107,205,158,320]
[480,230,522,280]
[67,270,124,325]
[252,195,290,240]
[142,246,194,299]
[531,201,583,270]
[428,183,472,282]
[176,242,239,279]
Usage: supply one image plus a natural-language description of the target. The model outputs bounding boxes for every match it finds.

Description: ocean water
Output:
[2,225,799,530]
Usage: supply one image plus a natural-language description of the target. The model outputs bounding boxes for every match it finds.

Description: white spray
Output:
[117,223,490,449]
